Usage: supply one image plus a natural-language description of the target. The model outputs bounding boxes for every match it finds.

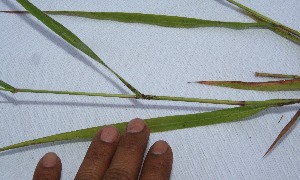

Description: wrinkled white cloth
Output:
[0,0,299,179]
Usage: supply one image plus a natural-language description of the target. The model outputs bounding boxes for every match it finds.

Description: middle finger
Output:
[103,118,150,180]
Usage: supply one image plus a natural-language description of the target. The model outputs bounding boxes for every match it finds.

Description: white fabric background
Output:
[0,0,299,179]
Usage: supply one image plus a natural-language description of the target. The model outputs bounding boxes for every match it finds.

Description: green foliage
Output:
[0,0,296,154]
[0,80,14,90]
[0,106,267,152]
[16,0,101,62]
[16,0,142,96]
[42,11,271,29]
[227,0,300,44]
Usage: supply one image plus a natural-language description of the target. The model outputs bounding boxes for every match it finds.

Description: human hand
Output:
[32,118,173,180]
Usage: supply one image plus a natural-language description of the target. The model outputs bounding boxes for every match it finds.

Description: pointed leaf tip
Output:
[264,109,300,157]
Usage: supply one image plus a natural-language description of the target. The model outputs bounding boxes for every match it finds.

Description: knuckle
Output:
[89,148,108,159]
[86,146,113,163]
[103,168,131,180]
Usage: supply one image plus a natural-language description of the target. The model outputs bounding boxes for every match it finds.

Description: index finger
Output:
[75,125,120,180]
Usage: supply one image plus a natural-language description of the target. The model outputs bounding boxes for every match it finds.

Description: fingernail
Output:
[126,118,145,133]
[42,152,58,167]
[151,140,169,155]
[100,125,118,143]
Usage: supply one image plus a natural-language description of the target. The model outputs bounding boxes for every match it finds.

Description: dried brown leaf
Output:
[264,109,300,157]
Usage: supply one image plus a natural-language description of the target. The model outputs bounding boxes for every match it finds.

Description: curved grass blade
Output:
[16,0,142,96]
[264,108,300,157]
[0,10,272,30]
[195,79,300,91]
[0,105,268,152]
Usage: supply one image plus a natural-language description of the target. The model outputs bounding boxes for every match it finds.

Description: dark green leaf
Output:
[0,80,15,90]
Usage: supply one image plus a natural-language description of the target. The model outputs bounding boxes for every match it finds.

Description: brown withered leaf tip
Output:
[264,109,300,157]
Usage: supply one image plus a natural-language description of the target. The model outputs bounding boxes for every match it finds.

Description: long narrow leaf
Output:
[264,109,300,156]
[0,105,267,152]
[0,10,272,30]
[16,0,101,62]
[196,79,300,91]
[16,0,142,96]
[4,10,300,45]
[226,0,300,45]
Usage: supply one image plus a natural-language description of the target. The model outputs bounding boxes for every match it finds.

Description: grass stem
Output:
[0,87,299,107]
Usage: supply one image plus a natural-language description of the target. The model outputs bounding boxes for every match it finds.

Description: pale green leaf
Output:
[0,106,267,152]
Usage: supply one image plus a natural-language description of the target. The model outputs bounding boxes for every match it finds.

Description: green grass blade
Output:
[0,106,268,152]
[16,0,101,62]
[271,28,300,45]
[0,80,15,90]
[44,11,271,30]
[197,79,300,91]
[16,0,142,96]
[227,0,300,45]
[0,10,271,30]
